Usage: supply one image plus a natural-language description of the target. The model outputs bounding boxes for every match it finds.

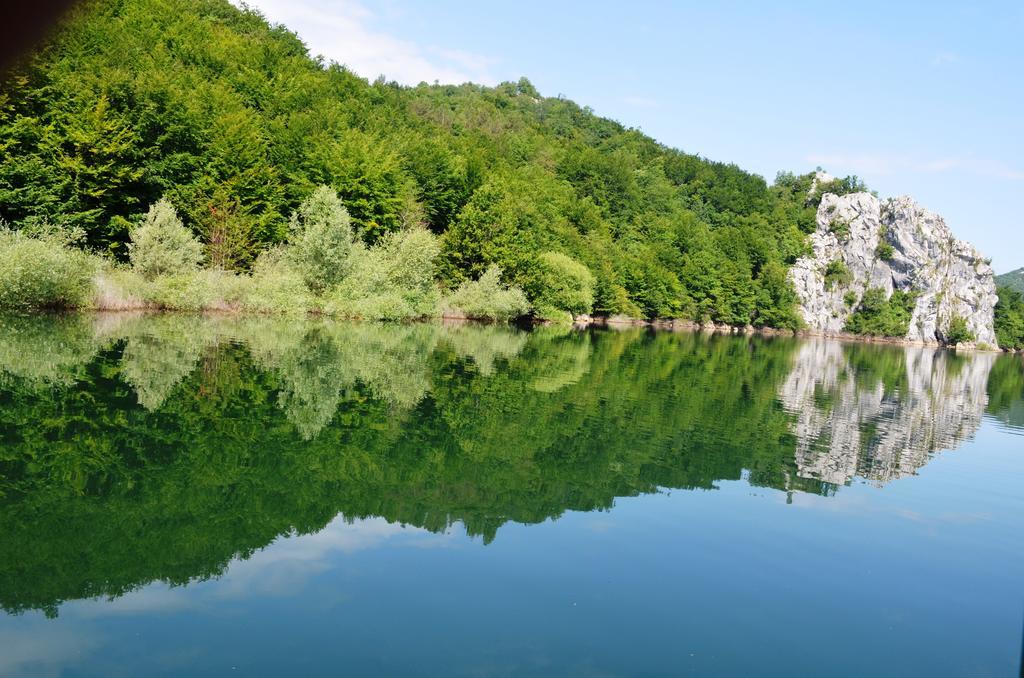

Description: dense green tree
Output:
[530,251,596,320]
[994,286,1024,350]
[0,0,875,325]
[128,198,203,279]
[285,185,353,293]
[845,288,917,337]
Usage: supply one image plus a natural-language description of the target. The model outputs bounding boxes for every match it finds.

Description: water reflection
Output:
[780,340,997,485]
[0,313,1021,617]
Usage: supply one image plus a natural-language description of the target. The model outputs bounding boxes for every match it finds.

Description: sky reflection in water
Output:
[0,314,1021,677]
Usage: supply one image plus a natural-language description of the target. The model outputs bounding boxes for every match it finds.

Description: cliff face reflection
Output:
[0,314,1020,616]
[780,340,998,486]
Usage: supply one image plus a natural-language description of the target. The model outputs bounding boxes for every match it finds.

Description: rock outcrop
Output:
[789,185,999,345]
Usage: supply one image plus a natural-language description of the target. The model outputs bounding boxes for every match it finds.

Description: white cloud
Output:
[71,586,197,618]
[235,0,498,85]
[0,624,100,678]
[209,516,444,598]
[930,51,960,67]
[804,152,1024,181]
[919,158,958,172]
[622,96,658,109]
[805,152,916,176]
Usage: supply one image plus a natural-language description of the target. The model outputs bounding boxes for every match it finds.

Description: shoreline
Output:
[570,314,1011,353]
[5,307,1016,353]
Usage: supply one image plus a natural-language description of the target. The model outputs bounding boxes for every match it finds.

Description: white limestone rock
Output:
[789,192,998,345]
[806,170,836,199]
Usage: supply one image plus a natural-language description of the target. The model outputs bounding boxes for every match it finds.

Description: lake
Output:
[0,314,1021,677]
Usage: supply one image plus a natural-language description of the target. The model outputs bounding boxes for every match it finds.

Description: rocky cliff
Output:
[789,181,998,345]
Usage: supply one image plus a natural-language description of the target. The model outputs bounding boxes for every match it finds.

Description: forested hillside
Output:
[996,269,1024,294]
[0,0,874,326]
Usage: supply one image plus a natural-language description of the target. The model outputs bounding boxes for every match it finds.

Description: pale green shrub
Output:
[532,251,595,318]
[534,307,574,324]
[0,229,98,309]
[443,265,531,321]
[91,266,149,310]
[0,314,102,387]
[235,248,314,314]
[128,199,204,280]
[92,249,313,315]
[439,323,528,376]
[93,251,311,314]
[331,290,418,321]
[139,269,263,312]
[325,229,441,320]
[286,186,353,293]
[143,273,214,311]
[376,227,441,294]
[120,316,205,409]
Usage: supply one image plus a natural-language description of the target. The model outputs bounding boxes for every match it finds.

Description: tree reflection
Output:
[0,314,1020,615]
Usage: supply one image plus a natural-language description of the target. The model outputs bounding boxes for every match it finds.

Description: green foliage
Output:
[844,290,859,307]
[128,199,203,280]
[824,259,852,290]
[751,260,801,329]
[199,187,257,271]
[236,249,314,314]
[4,313,1019,616]
[285,186,353,293]
[875,237,895,261]
[325,228,441,320]
[0,229,97,309]
[829,218,851,242]
[530,251,595,319]
[808,174,870,206]
[142,271,218,311]
[995,268,1024,295]
[994,286,1024,350]
[444,265,531,321]
[92,258,311,314]
[0,0,828,326]
[944,315,976,345]
[845,288,917,338]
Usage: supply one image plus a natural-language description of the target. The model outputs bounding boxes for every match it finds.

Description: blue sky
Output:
[239,0,1024,273]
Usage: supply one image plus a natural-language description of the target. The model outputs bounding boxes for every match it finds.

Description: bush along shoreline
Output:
[1,188,537,322]
[1,186,1019,351]
[2,0,1020,350]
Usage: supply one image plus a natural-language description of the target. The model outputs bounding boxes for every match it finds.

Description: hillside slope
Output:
[0,0,1006,345]
[996,268,1024,294]
[0,0,861,326]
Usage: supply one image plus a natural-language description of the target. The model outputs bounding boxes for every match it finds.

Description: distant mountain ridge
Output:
[996,268,1024,293]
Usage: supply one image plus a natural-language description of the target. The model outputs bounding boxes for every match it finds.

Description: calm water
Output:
[0,314,1022,677]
